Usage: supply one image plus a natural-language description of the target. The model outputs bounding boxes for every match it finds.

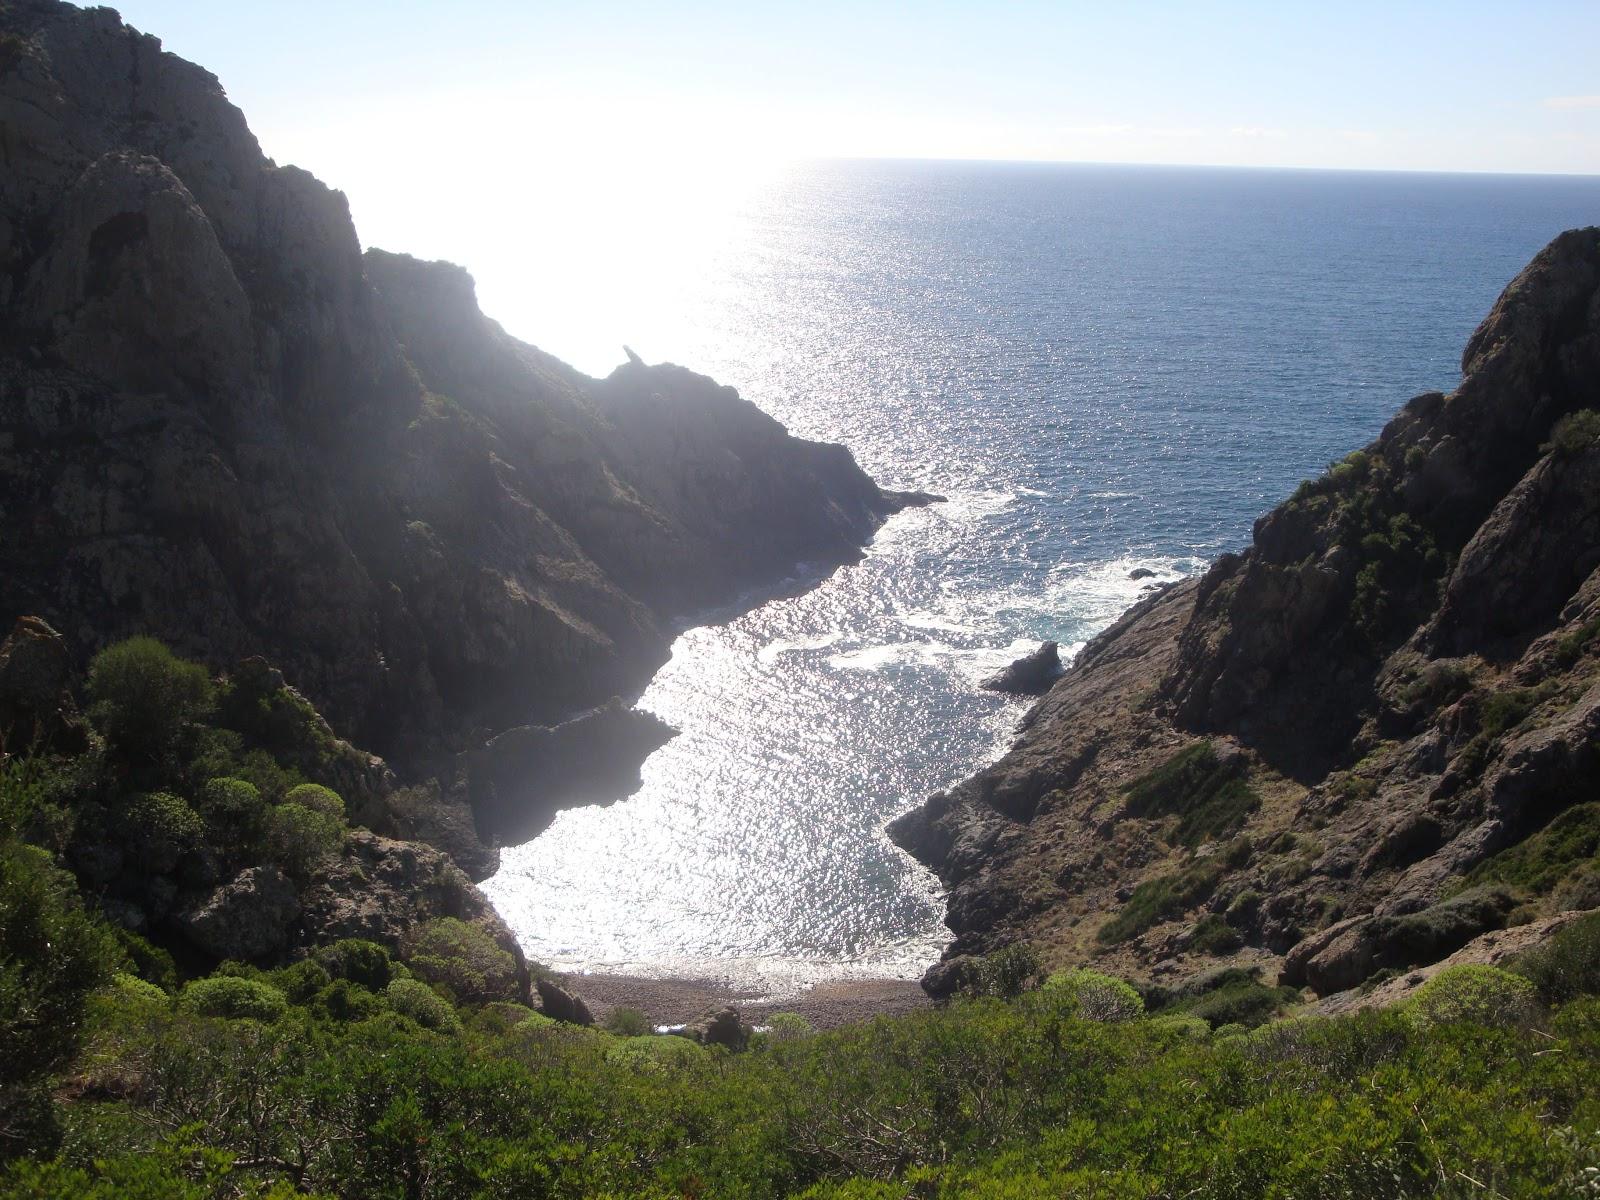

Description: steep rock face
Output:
[0,1,910,791]
[894,229,1600,999]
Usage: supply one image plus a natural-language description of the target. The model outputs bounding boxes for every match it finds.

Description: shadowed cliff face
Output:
[0,2,908,779]
[893,228,1600,1003]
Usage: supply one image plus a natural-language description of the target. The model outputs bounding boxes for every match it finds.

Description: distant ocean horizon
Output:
[484,159,1600,994]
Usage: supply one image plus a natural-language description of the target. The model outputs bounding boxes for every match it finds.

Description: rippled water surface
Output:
[484,162,1600,989]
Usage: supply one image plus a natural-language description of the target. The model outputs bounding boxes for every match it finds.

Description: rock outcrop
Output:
[980,641,1062,695]
[894,228,1600,998]
[0,1,915,839]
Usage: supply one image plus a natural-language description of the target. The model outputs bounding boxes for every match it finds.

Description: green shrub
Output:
[177,975,287,1022]
[1463,803,1600,897]
[195,777,266,847]
[0,841,116,1157]
[766,1012,813,1043]
[1405,965,1538,1032]
[1542,408,1600,456]
[1098,862,1221,945]
[386,978,461,1033]
[263,802,342,875]
[315,940,395,991]
[112,926,177,993]
[1149,1013,1211,1039]
[603,1006,652,1037]
[85,637,214,759]
[1122,742,1260,847]
[108,972,170,1009]
[1189,914,1243,954]
[1514,912,1600,1004]
[1041,968,1144,1021]
[1553,616,1600,667]
[118,792,202,872]
[405,918,519,1005]
[310,979,386,1023]
[969,942,1042,999]
[606,1034,708,1073]
[272,957,332,1004]
[283,783,344,819]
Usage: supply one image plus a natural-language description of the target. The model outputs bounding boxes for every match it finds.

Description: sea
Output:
[482,161,1600,994]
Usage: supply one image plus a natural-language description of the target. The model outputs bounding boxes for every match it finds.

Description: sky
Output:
[106,1,1600,370]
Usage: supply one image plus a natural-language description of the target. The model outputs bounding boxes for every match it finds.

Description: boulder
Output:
[679,1006,749,1050]
[535,978,594,1026]
[980,642,1062,695]
[0,616,90,757]
[175,866,300,961]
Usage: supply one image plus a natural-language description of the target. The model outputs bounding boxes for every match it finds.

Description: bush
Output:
[387,978,461,1033]
[0,841,116,1157]
[969,943,1042,999]
[1543,408,1600,456]
[263,802,342,875]
[1189,914,1243,955]
[1514,912,1600,1004]
[272,957,332,1004]
[1098,862,1221,945]
[1464,803,1600,898]
[1149,1013,1211,1039]
[315,940,395,991]
[112,926,177,993]
[606,1034,708,1073]
[85,637,214,759]
[1122,742,1260,848]
[109,972,170,1009]
[311,979,386,1023]
[405,918,519,1005]
[195,777,266,847]
[283,783,344,819]
[1405,965,1538,1032]
[118,792,203,873]
[177,975,287,1023]
[766,1012,813,1043]
[603,1006,652,1037]
[1041,968,1144,1021]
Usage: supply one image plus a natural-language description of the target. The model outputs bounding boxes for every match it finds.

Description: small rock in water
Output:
[980,641,1062,695]
[1129,567,1156,580]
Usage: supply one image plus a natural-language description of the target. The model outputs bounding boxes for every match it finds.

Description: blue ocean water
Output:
[484,161,1600,992]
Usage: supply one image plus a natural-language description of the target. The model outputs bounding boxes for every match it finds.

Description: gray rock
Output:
[535,978,594,1026]
[176,866,300,961]
[980,641,1062,695]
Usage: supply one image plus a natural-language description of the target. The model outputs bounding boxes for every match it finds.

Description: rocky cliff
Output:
[0,2,915,859]
[893,228,1600,1004]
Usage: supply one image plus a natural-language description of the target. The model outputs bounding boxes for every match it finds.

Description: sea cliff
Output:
[893,227,1600,1004]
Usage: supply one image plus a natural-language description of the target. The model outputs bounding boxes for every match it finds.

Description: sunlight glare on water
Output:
[483,161,1600,989]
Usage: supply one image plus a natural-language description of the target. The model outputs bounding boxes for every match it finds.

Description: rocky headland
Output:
[0,0,921,882]
[892,226,1600,1007]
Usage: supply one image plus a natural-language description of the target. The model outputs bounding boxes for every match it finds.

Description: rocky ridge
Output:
[893,228,1600,1005]
[0,1,920,874]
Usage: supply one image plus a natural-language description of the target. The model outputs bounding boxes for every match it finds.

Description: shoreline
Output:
[565,972,932,1030]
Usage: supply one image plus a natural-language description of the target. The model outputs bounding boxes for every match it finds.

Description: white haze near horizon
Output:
[103,0,1600,374]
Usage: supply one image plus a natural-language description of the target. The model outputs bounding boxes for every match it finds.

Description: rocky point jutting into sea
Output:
[892,227,1600,1006]
[0,0,925,893]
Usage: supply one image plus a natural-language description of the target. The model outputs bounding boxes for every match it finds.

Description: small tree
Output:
[86,637,213,759]
[405,917,518,1005]
[1041,968,1145,1022]
[263,802,343,875]
[1406,965,1538,1032]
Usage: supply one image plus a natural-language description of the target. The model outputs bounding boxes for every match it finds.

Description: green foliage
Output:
[109,971,171,1008]
[177,975,288,1023]
[1041,968,1144,1021]
[385,978,461,1033]
[606,1033,708,1073]
[1464,803,1600,897]
[282,783,344,819]
[0,840,116,1158]
[310,979,386,1023]
[1554,616,1600,667]
[969,942,1042,999]
[1098,862,1221,945]
[1189,913,1243,955]
[405,917,519,1005]
[603,1006,652,1036]
[262,802,342,875]
[1513,912,1600,1004]
[1542,408,1600,456]
[766,1011,814,1043]
[316,940,395,991]
[118,791,203,871]
[1397,659,1473,709]
[196,777,266,848]
[112,926,177,993]
[1121,741,1261,847]
[85,637,214,759]
[271,958,332,1005]
[1338,499,1446,643]
[1406,965,1538,1032]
